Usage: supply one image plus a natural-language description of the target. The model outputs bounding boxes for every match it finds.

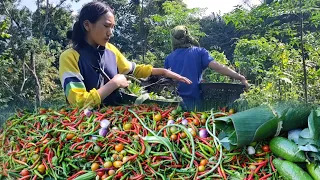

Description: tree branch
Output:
[0,0,22,30]
[20,60,29,92]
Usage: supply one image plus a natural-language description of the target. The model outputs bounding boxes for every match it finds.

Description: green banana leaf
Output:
[215,102,312,150]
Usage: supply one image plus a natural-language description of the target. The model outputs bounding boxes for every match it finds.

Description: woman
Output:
[59,2,191,108]
[164,25,249,110]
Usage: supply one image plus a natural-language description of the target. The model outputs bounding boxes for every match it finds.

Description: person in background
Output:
[59,2,192,108]
[164,25,249,110]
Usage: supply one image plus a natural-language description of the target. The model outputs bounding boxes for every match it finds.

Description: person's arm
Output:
[208,61,249,89]
[151,68,192,84]
[59,49,128,108]
[107,43,192,84]
[97,74,129,100]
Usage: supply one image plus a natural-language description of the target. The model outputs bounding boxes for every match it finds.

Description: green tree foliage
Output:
[147,1,205,66]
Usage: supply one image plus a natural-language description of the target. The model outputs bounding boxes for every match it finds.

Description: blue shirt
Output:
[164,47,214,100]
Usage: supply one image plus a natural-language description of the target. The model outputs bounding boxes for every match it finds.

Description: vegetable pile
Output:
[0,104,319,180]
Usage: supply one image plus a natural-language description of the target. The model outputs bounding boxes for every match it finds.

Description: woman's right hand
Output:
[111,74,130,88]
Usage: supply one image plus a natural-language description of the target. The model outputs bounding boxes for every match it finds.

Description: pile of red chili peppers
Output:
[0,104,280,180]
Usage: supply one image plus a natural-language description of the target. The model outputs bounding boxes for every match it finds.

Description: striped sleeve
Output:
[106,43,153,78]
[59,49,101,108]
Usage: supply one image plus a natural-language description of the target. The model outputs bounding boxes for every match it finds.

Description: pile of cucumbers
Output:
[270,137,320,180]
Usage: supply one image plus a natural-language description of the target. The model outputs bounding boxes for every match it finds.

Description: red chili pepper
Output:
[168,164,183,168]
[250,160,268,166]
[67,170,86,180]
[112,138,130,144]
[139,138,145,155]
[221,166,227,180]
[98,156,104,165]
[247,169,255,180]
[37,122,40,130]
[270,156,276,172]
[42,159,48,170]
[115,172,124,179]
[196,137,212,147]
[18,175,31,180]
[71,119,83,128]
[12,156,28,166]
[259,173,273,180]
[217,166,223,178]
[32,175,38,180]
[127,154,138,162]
[161,108,174,118]
[129,174,144,180]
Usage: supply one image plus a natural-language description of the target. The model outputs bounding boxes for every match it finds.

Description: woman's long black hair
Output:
[68,1,113,48]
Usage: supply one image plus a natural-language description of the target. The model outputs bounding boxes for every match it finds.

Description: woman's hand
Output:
[111,74,130,88]
[239,75,250,91]
[151,68,192,84]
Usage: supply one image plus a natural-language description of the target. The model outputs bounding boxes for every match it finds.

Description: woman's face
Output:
[84,12,115,47]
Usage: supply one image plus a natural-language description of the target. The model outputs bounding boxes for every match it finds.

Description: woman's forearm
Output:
[151,68,167,76]
[208,61,244,80]
[97,80,119,100]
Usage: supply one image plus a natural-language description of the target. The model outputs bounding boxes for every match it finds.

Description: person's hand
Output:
[111,74,130,88]
[239,75,250,91]
[164,70,192,84]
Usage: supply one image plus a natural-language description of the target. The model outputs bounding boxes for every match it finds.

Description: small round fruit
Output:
[170,134,178,141]
[170,126,177,134]
[37,164,46,174]
[93,145,101,153]
[171,110,177,115]
[115,143,124,152]
[91,162,100,171]
[229,109,235,114]
[200,118,206,125]
[120,150,127,156]
[198,165,205,172]
[97,171,105,177]
[103,161,113,168]
[168,116,174,120]
[262,145,270,152]
[200,159,208,166]
[123,156,130,163]
[113,161,122,168]
[180,132,187,139]
[21,156,27,163]
[20,169,29,176]
[112,154,119,160]
[108,169,116,176]
[181,147,188,153]
[153,114,162,122]
[101,174,108,180]
[123,123,132,131]
[118,154,123,161]
[193,119,200,126]
[249,164,256,170]
[32,154,39,161]
[66,133,75,140]
[132,134,139,140]
[190,130,197,137]
[157,125,164,131]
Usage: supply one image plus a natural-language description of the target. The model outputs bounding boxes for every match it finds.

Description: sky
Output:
[19,0,262,15]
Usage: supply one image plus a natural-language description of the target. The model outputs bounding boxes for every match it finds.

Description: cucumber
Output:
[273,158,313,180]
[270,137,306,162]
[74,171,96,180]
[306,162,320,180]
